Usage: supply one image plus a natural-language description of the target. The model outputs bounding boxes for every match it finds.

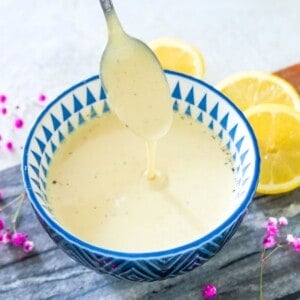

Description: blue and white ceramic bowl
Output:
[22,71,260,282]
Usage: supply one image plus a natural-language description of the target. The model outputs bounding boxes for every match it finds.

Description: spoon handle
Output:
[99,0,114,14]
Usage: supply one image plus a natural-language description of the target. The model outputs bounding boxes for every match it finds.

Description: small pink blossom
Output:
[263,235,277,249]
[2,231,12,244]
[292,238,300,252]
[286,234,295,244]
[267,217,277,226]
[266,224,279,237]
[38,94,47,102]
[202,284,217,299]
[14,118,24,129]
[0,94,7,103]
[6,141,14,151]
[11,232,27,246]
[278,216,288,226]
[1,107,7,115]
[0,219,5,231]
[23,240,34,253]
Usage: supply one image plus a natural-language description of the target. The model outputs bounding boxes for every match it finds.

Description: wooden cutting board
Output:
[274,63,300,94]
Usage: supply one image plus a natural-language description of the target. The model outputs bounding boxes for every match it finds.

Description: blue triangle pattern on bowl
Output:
[86,87,97,105]
[31,177,41,190]
[240,150,249,165]
[42,125,53,141]
[198,94,207,112]
[30,164,39,177]
[41,165,48,178]
[67,121,74,134]
[45,152,51,166]
[51,141,57,154]
[235,136,245,152]
[103,101,110,113]
[229,124,238,141]
[61,104,72,121]
[185,105,192,116]
[218,129,223,139]
[50,114,61,131]
[90,106,98,118]
[35,137,46,153]
[197,112,203,122]
[210,103,219,120]
[58,130,65,143]
[78,112,85,125]
[220,113,229,130]
[173,101,179,112]
[100,86,107,100]
[185,87,195,104]
[171,82,182,100]
[73,95,84,113]
[31,150,41,165]
[40,178,46,190]
[42,210,245,281]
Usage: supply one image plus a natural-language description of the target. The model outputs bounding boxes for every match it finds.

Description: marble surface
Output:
[1,0,300,170]
[0,166,299,300]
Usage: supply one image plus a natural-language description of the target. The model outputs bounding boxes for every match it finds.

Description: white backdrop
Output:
[0,0,299,170]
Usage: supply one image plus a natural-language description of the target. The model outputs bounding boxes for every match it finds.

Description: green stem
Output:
[263,245,283,262]
[259,249,265,300]
[11,192,26,232]
[0,194,23,211]
[259,244,285,300]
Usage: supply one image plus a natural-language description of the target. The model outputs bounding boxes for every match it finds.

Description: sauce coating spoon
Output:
[99,0,173,142]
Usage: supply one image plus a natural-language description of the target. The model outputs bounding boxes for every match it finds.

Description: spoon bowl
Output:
[99,0,173,141]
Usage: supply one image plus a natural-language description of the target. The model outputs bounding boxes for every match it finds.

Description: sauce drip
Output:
[100,10,173,179]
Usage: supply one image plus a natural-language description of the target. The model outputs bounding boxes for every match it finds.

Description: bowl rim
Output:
[22,70,260,259]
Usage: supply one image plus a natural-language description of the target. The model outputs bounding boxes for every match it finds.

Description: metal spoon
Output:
[98,0,173,141]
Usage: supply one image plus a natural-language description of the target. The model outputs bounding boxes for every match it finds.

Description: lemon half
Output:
[149,38,206,79]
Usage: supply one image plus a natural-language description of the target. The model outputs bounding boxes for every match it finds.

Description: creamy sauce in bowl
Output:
[47,113,235,252]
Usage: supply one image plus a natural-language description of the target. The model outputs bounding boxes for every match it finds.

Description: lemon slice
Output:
[217,72,300,111]
[149,38,206,79]
[244,103,300,194]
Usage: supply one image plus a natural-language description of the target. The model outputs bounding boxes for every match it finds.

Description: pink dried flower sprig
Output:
[0,231,12,244]
[262,216,297,250]
[0,93,47,154]
[202,284,217,299]
[11,232,28,246]
[260,216,299,300]
[23,240,34,253]
[14,118,24,129]
[38,94,47,102]
[6,141,14,152]
[0,94,7,103]
[292,237,300,252]
[0,191,34,253]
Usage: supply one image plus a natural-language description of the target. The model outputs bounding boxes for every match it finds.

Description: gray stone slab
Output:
[0,165,299,300]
